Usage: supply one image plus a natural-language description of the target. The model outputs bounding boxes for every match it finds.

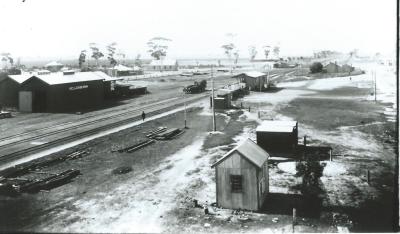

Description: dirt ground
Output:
[0,62,397,232]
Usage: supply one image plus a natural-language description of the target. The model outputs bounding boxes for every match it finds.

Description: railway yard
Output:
[0,60,397,233]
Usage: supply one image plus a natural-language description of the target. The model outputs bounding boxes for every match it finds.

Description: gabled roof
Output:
[233,71,266,78]
[149,59,177,66]
[8,74,32,84]
[109,64,141,71]
[45,61,63,67]
[211,138,269,169]
[256,120,297,133]
[18,71,111,85]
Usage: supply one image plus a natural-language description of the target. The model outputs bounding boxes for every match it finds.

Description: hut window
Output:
[230,175,243,193]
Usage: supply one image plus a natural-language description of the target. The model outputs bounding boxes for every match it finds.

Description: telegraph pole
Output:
[183,91,187,128]
[374,71,377,102]
[211,65,216,131]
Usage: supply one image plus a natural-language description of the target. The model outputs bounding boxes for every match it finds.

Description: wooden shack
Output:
[211,139,269,211]
[256,120,298,156]
[232,71,268,91]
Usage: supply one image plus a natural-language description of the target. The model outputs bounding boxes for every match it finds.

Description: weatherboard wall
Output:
[215,151,267,211]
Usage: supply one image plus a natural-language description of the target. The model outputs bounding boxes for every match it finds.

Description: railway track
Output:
[0,97,180,143]
[0,93,208,165]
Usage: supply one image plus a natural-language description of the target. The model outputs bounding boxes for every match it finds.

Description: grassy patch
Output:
[279,98,383,130]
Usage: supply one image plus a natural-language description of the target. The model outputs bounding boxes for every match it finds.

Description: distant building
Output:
[146,59,178,71]
[232,71,268,91]
[45,61,64,72]
[340,64,354,73]
[107,64,143,77]
[213,89,233,109]
[324,62,340,73]
[211,139,269,211]
[256,120,298,157]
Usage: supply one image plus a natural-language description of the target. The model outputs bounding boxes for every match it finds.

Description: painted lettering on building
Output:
[69,85,88,91]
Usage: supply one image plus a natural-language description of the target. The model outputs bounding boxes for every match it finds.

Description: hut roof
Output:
[211,138,269,169]
[256,120,297,133]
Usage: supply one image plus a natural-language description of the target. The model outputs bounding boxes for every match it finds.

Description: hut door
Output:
[19,91,33,112]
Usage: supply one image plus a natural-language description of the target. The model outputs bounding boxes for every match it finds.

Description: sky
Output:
[0,0,397,60]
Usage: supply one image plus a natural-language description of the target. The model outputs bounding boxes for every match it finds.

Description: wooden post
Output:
[329,149,332,161]
[367,170,370,184]
[292,208,296,233]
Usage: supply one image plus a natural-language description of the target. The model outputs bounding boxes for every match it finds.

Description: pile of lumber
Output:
[0,169,81,195]
[145,127,167,138]
[117,139,155,153]
[0,150,89,178]
[19,169,80,193]
[152,128,184,140]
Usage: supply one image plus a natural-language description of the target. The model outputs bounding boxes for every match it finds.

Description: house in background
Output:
[232,71,268,91]
[340,64,354,73]
[146,59,178,72]
[211,139,269,211]
[324,62,340,73]
[107,64,143,77]
[45,61,64,72]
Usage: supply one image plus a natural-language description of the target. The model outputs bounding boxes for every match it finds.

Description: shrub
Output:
[309,62,323,73]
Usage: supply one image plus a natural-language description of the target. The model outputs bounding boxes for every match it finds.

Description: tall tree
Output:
[1,53,13,68]
[262,46,271,60]
[248,46,257,61]
[233,50,240,67]
[147,37,171,60]
[273,46,280,58]
[89,43,104,67]
[107,42,117,66]
[78,50,86,68]
[134,54,142,67]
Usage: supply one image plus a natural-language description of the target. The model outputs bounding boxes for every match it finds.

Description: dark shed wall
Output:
[0,78,20,107]
[20,78,104,113]
[47,80,104,112]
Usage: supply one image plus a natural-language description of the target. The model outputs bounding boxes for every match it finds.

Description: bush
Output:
[309,62,323,73]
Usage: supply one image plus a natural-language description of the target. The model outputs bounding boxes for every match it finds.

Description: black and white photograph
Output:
[0,0,397,233]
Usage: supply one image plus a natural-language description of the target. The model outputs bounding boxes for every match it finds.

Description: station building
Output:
[0,71,117,113]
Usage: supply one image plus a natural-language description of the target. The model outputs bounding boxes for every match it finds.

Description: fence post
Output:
[292,208,296,233]
[329,149,332,161]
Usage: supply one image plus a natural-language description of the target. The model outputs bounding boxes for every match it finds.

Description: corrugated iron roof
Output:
[45,61,63,67]
[149,59,177,66]
[211,138,269,169]
[8,74,32,84]
[233,71,266,78]
[16,71,112,85]
[256,120,297,133]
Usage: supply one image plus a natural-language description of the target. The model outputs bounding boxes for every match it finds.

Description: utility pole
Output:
[183,91,187,129]
[211,65,216,131]
[374,70,377,102]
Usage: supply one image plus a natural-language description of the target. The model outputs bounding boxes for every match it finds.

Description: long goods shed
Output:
[15,71,110,113]
[0,75,30,108]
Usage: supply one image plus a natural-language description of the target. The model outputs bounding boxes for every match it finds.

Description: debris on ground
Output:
[204,223,211,228]
[115,139,155,153]
[272,217,279,223]
[112,166,133,175]
[151,128,185,140]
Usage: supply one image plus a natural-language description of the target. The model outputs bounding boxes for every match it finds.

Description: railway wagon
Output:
[18,72,105,113]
